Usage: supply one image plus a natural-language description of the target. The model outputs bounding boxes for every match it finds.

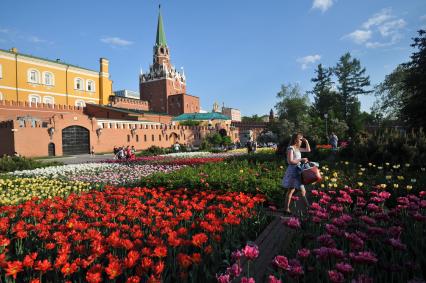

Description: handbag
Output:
[300,163,322,185]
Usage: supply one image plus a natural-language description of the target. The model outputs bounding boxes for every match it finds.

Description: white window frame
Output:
[28,69,40,84]
[86,80,95,92]
[43,71,55,86]
[74,78,84,90]
[0,64,2,79]
[43,96,54,105]
[75,100,86,107]
[28,94,41,105]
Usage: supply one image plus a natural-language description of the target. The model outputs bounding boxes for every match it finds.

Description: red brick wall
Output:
[168,94,183,116]
[0,100,84,122]
[168,94,200,116]
[140,79,168,113]
[109,96,149,111]
[182,94,200,114]
[140,79,189,114]
[0,112,240,157]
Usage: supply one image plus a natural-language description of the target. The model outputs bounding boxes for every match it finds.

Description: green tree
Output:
[334,52,371,134]
[402,30,426,129]
[372,65,408,120]
[275,83,310,127]
[310,64,339,116]
[241,115,264,123]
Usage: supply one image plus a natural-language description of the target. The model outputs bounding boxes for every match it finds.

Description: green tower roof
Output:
[172,112,231,121]
[156,6,167,46]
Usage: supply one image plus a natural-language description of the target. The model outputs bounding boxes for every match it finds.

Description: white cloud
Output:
[297,54,321,70]
[344,30,372,44]
[312,0,334,12]
[362,8,393,29]
[344,8,406,49]
[378,19,406,37]
[101,37,133,47]
[0,28,9,33]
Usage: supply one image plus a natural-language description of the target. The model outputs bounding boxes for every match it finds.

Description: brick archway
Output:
[169,132,179,144]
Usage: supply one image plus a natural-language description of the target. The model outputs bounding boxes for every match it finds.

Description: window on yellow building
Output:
[28,69,40,84]
[43,72,54,86]
[43,96,54,105]
[28,94,41,105]
[87,80,95,92]
[0,64,2,79]
[74,78,84,90]
[0,92,3,101]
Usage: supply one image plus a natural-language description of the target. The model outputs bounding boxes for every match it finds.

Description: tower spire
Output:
[156,5,167,46]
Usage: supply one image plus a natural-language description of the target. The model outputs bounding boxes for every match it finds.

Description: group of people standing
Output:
[246,140,257,153]
[113,145,136,160]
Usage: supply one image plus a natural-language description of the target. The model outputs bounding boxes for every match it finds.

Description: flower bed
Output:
[9,163,186,186]
[266,187,426,282]
[0,186,267,282]
[0,177,92,206]
[138,160,285,204]
[67,164,185,186]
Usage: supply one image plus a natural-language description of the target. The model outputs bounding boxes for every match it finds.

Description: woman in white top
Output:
[282,133,311,215]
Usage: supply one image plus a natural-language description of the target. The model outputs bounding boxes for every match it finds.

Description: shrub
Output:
[0,155,61,173]
[136,145,172,156]
[340,129,426,166]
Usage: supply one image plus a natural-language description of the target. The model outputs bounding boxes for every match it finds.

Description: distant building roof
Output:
[172,112,231,121]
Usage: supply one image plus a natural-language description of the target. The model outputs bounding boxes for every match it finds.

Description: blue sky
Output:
[1,0,425,116]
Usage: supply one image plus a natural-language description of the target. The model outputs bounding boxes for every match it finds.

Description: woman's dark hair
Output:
[288,133,302,146]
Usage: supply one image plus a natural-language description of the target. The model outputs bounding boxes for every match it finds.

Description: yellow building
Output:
[0,47,112,106]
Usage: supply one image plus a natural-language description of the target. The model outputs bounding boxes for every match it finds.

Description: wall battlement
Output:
[0,100,85,113]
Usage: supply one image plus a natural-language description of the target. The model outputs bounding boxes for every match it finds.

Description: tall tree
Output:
[310,64,339,116]
[334,53,371,133]
[275,83,310,126]
[402,30,426,129]
[372,65,408,120]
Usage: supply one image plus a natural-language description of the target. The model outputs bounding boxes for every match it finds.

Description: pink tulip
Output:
[216,273,230,283]
[297,248,311,259]
[328,270,345,283]
[242,243,259,260]
[272,255,289,270]
[335,262,354,273]
[287,259,304,277]
[228,263,242,277]
[268,275,282,283]
[282,217,301,229]
[240,277,255,283]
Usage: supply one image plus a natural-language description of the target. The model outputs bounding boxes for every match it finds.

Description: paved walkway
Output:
[235,198,306,282]
[38,154,115,165]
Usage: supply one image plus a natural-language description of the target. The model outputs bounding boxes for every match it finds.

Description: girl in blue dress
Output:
[282,133,311,215]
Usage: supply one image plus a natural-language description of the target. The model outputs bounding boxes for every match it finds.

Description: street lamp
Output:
[324,113,329,140]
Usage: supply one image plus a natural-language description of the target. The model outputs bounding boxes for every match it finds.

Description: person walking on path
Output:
[90,146,95,157]
[282,133,311,215]
[329,132,338,150]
